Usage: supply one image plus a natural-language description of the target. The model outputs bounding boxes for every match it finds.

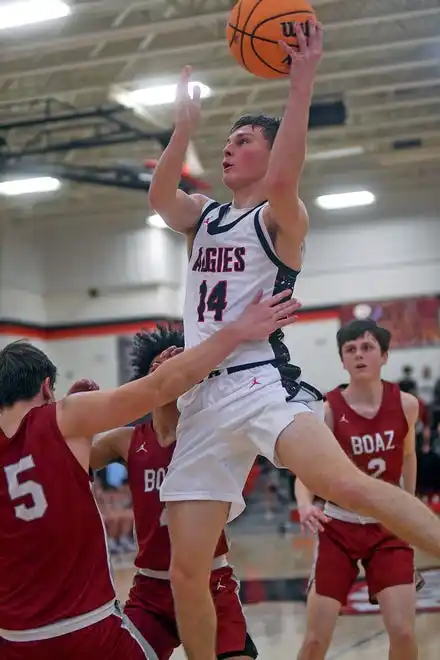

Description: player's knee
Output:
[387,622,416,649]
[299,632,329,659]
[169,559,210,594]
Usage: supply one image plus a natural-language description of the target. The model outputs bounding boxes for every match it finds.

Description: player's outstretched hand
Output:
[67,379,100,395]
[175,65,201,134]
[150,346,184,373]
[232,289,301,342]
[279,20,323,87]
[298,502,330,535]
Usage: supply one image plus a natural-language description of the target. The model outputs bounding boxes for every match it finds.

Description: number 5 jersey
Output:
[0,404,115,636]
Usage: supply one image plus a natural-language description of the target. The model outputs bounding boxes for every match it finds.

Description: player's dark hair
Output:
[230,114,281,147]
[0,340,57,408]
[130,324,184,380]
[336,319,391,357]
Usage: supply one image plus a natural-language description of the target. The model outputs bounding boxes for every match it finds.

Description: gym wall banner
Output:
[339,296,440,349]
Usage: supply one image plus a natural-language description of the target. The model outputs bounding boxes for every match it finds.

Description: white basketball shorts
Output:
[160,363,324,521]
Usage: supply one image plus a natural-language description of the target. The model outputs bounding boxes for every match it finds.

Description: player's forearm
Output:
[153,323,245,405]
[57,325,246,438]
[403,453,417,496]
[295,478,315,508]
[148,127,191,212]
[264,83,314,193]
[89,434,121,470]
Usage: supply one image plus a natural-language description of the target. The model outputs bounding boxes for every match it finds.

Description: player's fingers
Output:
[274,297,301,315]
[192,83,201,104]
[250,289,264,305]
[160,347,176,358]
[68,378,99,394]
[275,313,299,329]
[312,21,324,52]
[316,510,330,524]
[170,347,184,357]
[312,516,325,532]
[176,65,191,98]
[305,519,317,534]
[295,23,308,54]
[180,65,192,80]
[278,40,293,56]
[267,289,293,306]
[273,301,301,321]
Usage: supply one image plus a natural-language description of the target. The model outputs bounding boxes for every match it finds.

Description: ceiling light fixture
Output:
[307,146,365,162]
[0,1,70,31]
[315,190,376,210]
[0,176,61,196]
[127,82,211,107]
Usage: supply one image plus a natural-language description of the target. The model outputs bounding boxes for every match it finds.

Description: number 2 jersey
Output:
[0,404,115,635]
[324,380,409,522]
[127,422,229,575]
[183,199,301,370]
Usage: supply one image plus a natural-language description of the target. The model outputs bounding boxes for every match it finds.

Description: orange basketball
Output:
[226,0,317,79]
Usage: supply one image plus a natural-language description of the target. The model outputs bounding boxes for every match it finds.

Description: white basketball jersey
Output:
[183,199,302,370]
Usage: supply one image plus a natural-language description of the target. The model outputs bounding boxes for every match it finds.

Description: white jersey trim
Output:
[0,599,116,642]
[200,197,217,215]
[324,501,377,525]
[254,205,305,271]
[138,553,229,580]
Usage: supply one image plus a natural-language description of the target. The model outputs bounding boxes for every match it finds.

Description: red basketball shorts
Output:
[125,565,258,659]
[310,518,414,605]
[0,612,153,659]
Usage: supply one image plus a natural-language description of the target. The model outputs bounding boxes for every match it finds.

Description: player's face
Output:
[222,126,271,191]
[341,332,387,381]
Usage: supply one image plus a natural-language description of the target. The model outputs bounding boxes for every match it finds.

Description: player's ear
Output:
[42,376,54,403]
[381,351,389,367]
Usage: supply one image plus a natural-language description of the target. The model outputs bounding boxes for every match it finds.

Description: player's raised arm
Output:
[57,290,301,439]
[148,66,208,234]
[263,22,323,265]
[90,427,133,470]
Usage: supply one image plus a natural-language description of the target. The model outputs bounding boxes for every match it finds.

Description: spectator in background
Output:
[398,365,418,394]
[106,461,128,488]
[431,422,440,458]
[417,424,440,498]
[434,378,440,404]
[95,466,136,555]
[419,365,435,406]
[431,378,440,430]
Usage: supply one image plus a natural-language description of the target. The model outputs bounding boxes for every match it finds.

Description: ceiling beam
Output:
[1,30,438,82]
[1,5,439,58]
[0,54,437,109]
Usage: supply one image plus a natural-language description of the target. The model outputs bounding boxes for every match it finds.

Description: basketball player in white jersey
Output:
[149,23,440,660]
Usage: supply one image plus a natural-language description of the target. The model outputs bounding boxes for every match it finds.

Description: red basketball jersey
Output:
[0,404,115,632]
[127,422,229,572]
[326,381,408,486]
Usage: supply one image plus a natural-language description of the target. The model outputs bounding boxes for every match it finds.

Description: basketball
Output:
[226,0,317,79]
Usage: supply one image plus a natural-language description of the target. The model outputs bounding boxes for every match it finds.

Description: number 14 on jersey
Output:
[197,280,228,322]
